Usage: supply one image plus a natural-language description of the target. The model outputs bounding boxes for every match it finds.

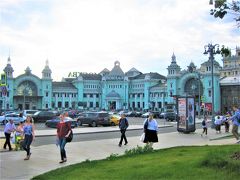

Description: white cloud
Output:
[0,0,239,80]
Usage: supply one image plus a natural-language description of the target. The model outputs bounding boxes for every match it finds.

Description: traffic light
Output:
[0,73,7,86]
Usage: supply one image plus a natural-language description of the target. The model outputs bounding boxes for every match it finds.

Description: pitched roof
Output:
[52,82,78,92]
[108,61,124,77]
[129,72,166,80]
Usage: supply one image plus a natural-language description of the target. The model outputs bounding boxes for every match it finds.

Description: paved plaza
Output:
[0,121,238,180]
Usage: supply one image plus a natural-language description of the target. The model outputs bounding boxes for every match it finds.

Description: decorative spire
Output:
[46,59,49,66]
[7,56,11,64]
[171,53,176,63]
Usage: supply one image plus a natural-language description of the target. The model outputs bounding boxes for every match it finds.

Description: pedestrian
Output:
[201,115,208,136]
[22,116,35,160]
[214,116,222,133]
[3,119,16,151]
[118,113,129,147]
[143,113,158,147]
[223,114,230,133]
[56,113,72,163]
[229,105,240,144]
[15,121,24,150]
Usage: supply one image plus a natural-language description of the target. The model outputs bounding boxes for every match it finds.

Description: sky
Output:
[0,0,239,81]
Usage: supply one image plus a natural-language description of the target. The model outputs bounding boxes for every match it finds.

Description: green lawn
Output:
[33,145,240,180]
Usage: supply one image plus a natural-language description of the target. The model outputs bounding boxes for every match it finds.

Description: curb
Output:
[0,125,173,138]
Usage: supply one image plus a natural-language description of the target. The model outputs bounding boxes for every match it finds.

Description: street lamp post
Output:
[196,73,201,119]
[203,43,220,128]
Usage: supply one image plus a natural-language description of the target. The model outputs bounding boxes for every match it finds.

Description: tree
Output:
[210,0,240,28]
[209,0,238,56]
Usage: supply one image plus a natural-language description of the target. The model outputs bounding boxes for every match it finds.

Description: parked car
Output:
[32,111,57,122]
[45,117,78,128]
[23,110,38,117]
[159,112,166,119]
[164,112,178,121]
[77,112,110,127]
[109,115,120,126]
[151,111,160,118]
[0,113,26,125]
[1,111,15,116]
[141,112,150,118]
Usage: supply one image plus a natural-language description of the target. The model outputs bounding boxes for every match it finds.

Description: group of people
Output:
[118,112,158,148]
[3,105,239,164]
[3,116,35,160]
[201,105,240,144]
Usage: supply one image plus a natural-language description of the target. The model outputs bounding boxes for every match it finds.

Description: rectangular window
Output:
[90,102,93,107]
[46,92,48,97]
[83,94,87,98]
[96,94,99,98]
[209,80,211,87]
[46,104,48,108]
[96,102,99,107]
[90,94,93,98]
[208,90,211,97]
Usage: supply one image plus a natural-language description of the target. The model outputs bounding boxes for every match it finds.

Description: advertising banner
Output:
[187,98,194,126]
[178,98,187,129]
[177,96,196,133]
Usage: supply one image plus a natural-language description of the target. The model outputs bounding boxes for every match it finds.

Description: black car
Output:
[32,111,57,122]
[164,112,178,121]
[45,117,78,128]
[77,112,110,127]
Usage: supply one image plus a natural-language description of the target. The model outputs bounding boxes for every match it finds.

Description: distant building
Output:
[220,76,240,113]
[167,53,222,114]
[2,53,238,113]
[1,59,168,111]
[220,47,240,77]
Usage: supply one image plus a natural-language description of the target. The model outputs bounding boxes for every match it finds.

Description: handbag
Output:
[66,130,73,143]
[140,133,145,142]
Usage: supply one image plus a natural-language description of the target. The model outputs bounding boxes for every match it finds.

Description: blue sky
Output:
[0,0,239,80]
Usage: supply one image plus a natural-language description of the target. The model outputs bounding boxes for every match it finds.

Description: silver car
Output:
[1,113,26,125]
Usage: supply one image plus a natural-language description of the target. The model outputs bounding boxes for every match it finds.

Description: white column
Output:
[69,94,72,108]
[87,94,90,108]
[55,93,58,108]
[134,94,137,109]
[140,94,143,109]
[62,93,65,108]
[93,94,96,108]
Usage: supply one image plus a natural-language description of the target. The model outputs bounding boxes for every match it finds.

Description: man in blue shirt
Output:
[3,119,16,151]
[230,105,240,144]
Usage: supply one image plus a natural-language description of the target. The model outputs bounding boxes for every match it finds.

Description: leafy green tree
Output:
[209,0,239,56]
[210,0,240,27]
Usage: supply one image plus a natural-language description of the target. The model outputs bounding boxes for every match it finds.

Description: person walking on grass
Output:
[118,113,129,147]
[143,113,158,147]
[201,115,208,136]
[229,105,240,144]
[56,113,72,163]
[3,119,16,151]
[22,116,35,160]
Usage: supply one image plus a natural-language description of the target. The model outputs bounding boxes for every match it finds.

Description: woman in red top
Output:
[56,114,71,163]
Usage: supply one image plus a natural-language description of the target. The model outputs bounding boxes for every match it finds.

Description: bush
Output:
[124,144,154,156]
[106,153,119,160]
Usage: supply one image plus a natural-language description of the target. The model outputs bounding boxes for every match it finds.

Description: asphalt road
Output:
[0,117,203,147]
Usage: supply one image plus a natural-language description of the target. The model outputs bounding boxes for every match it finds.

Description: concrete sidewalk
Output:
[0,127,238,180]
[0,124,172,138]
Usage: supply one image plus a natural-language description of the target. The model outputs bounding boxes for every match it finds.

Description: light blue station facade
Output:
[1,54,222,113]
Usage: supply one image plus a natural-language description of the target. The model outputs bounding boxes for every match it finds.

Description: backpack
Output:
[144,119,148,130]
[202,120,206,126]
[66,130,73,143]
